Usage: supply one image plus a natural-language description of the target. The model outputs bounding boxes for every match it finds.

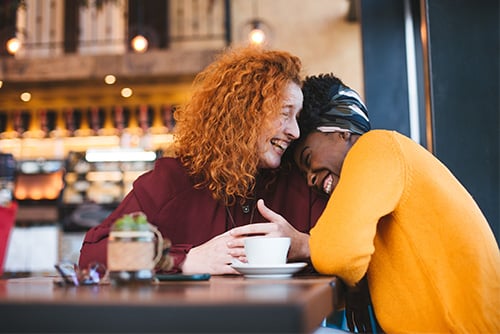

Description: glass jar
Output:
[107,218,163,286]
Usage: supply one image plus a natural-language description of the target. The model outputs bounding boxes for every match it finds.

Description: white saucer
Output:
[231,262,308,279]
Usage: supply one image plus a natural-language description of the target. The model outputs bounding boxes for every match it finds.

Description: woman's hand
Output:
[181,231,244,275]
[228,199,311,260]
[182,199,310,274]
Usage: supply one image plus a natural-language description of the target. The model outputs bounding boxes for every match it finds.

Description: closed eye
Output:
[305,152,311,168]
[298,146,311,172]
[281,107,291,119]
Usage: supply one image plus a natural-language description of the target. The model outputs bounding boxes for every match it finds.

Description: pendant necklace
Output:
[225,199,256,230]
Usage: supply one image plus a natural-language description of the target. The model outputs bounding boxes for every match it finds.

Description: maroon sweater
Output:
[79,157,327,272]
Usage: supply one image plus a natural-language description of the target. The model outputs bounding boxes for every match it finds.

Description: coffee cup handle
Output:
[148,223,164,265]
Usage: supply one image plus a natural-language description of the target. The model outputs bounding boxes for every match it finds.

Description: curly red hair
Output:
[174,46,302,206]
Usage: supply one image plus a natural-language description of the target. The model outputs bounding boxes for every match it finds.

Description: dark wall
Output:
[361,1,411,136]
[425,0,499,240]
[361,0,499,241]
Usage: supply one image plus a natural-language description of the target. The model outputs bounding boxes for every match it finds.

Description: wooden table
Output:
[0,274,342,333]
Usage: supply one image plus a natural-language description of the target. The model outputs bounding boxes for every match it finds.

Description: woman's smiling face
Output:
[257,81,302,169]
[293,131,354,195]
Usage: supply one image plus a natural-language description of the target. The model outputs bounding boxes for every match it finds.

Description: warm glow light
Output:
[121,87,133,98]
[85,148,156,162]
[86,171,123,182]
[249,28,266,45]
[6,37,21,55]
[44,189,59,199]
[0,81,3,88]
[15,189,26,200]
[20,92,31,102]
[104,74,116,85]
[30,189,42,200]
[131,35,148,53]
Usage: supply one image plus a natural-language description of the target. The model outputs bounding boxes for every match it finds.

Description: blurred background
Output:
[0,0,498,276]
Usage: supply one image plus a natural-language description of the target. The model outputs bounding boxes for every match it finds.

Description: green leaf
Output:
[113,212,149,231]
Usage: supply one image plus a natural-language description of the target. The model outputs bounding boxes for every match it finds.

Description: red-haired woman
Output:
[79,47,327,274]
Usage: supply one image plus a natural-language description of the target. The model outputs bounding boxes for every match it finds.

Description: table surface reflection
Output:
[0,274,339,333]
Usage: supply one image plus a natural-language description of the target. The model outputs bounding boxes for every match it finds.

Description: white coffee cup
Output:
[244,237,291,265]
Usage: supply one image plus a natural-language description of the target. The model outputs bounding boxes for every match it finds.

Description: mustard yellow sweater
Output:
[309,130,500,333]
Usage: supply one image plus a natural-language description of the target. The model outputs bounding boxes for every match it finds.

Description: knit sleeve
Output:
[309,130,405,286]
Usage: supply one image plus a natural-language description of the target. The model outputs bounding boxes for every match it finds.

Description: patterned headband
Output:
[316,85,370,135]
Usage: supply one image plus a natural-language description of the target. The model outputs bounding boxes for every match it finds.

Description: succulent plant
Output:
[112,212,150,231]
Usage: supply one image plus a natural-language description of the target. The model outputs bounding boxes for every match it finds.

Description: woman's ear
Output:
[339,131,352,141]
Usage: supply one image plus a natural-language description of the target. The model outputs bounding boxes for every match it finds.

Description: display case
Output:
[59,149,159,231]
[13,159,65,224]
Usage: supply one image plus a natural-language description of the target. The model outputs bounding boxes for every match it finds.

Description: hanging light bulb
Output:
[130,1,149,53]
[131,34,148,53]
[6,37,21,55]
[241,19,272,47]
[241,0,272,46]
[249,21,266,45]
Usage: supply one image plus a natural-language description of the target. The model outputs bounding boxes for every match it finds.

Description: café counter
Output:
[0,274,343,333]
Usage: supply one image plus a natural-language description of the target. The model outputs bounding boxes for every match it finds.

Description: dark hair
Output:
[299,73,346,137]
[284,73,370,166]
[284,74,346,164]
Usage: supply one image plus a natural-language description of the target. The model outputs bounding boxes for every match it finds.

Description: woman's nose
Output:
[286,118,300,139]
[307,171,317,187]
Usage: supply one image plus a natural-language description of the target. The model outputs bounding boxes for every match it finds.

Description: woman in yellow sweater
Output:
[293,73,500,333]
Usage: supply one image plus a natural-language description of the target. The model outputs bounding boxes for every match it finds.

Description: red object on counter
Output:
[0,201,17,276]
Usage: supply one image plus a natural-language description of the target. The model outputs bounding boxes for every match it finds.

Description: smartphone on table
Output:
[155,273,211,281]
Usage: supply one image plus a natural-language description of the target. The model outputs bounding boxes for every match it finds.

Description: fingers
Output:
[229,200,283,237]
[229,199,294,239]
[184,200,303,274]
[229,222,278,237]
[183,233,244,274]
[256,199,284,223]
[220,264,241,275]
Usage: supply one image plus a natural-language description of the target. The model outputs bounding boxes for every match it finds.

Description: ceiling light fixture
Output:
[104,74,116,85]
[20,92,31,102]
[6,36,20,55]
[242,1,272,46]
[248,20,267,46]
[121,87,133,98]
[131,34,148,53]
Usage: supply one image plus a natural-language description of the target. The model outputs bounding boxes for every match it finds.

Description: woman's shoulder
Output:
[130,157,208,216]
[360,129,398,140]
[347,130,409,168]
[135,156,193,189]
[362,129,412,143]
[361,130,430,158]
[153,156,185,172]
[356,130,411,153]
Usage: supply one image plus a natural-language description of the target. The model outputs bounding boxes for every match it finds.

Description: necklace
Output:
[225,199,256,230]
